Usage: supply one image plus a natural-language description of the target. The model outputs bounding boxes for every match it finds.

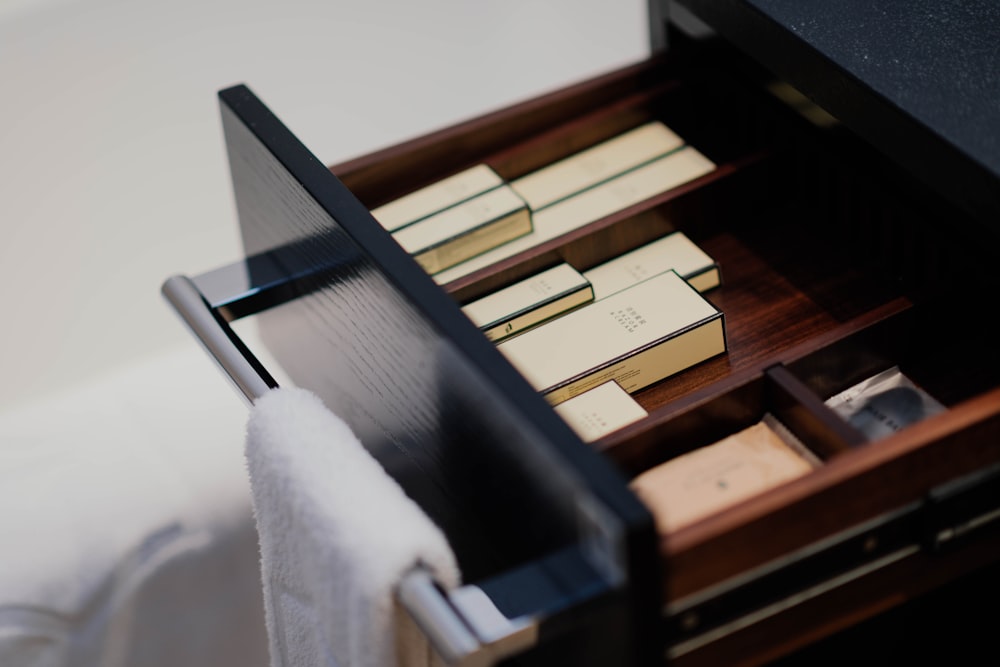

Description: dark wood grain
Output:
[311,39,1000,665]
[765,363,867,459]
[671,526,1000,666]
[663,388,1000,600]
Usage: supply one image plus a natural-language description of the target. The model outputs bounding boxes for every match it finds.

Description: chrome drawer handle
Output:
[161,270,538,665]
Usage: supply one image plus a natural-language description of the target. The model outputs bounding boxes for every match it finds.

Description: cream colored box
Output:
[497,270,726,405]
[630,414,819,533]
[553,380,649,442]
[392,185,532,275]
[584,231,720,298]
[433,146,717,285]
[510,121,684,210]
[370,164,504,232]
[461,263,594,342]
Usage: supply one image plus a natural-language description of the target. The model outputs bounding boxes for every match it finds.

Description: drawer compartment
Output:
[165,22,1000,667]
[320,42,1000,661]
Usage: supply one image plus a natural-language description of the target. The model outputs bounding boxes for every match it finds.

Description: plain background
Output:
[8,5,995,665]
[0,0,651,411]
[0,2,650,663]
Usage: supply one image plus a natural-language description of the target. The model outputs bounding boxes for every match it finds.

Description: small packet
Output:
[825,366,946,440]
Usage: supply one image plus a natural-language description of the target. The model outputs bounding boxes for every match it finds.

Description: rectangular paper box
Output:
[370,164,504,232]
[392,185,532,275]
[553,380,649,442]
[497,270,726,405]
[461,263,594,342]
[433,146,717,285]
[630,414,818,533]
[584,230,721,298]
[510,121,685,210]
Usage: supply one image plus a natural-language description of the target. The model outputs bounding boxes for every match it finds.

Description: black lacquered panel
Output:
[669,0,1000,238]
[216,84,658,601]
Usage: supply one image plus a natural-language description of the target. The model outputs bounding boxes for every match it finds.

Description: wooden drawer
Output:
[326,45,1000,662]
[164,4,1000,665]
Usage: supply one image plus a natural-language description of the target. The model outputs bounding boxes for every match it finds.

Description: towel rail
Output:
[161,274,276,405]
[161,270,540,666]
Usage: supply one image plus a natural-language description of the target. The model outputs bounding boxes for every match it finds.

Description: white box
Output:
[392,185,532,275]
[461,263,594,342]
[370,164,504,232]
[553,380,649,442]
[509,121,685,210]
[433,146,717,285]
[497,270,726,405]
[584,231,720,298]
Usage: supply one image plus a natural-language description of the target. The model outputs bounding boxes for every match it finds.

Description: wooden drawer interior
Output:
[326,35,1000,654]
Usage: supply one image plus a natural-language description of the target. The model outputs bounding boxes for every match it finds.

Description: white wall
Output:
[0,4,651,664]
[0,0,650,410]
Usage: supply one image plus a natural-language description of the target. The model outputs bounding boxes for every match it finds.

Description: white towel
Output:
[245,386,461,667]
[0,344,268,667]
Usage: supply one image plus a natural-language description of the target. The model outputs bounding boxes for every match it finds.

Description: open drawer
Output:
[163,3,1000,666]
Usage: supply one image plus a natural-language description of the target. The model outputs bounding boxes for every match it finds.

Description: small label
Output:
[609,306,649,334]
[554,380,648,442]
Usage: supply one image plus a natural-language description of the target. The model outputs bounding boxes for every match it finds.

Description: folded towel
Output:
[245,386,461,667]
[0,344,268,667]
